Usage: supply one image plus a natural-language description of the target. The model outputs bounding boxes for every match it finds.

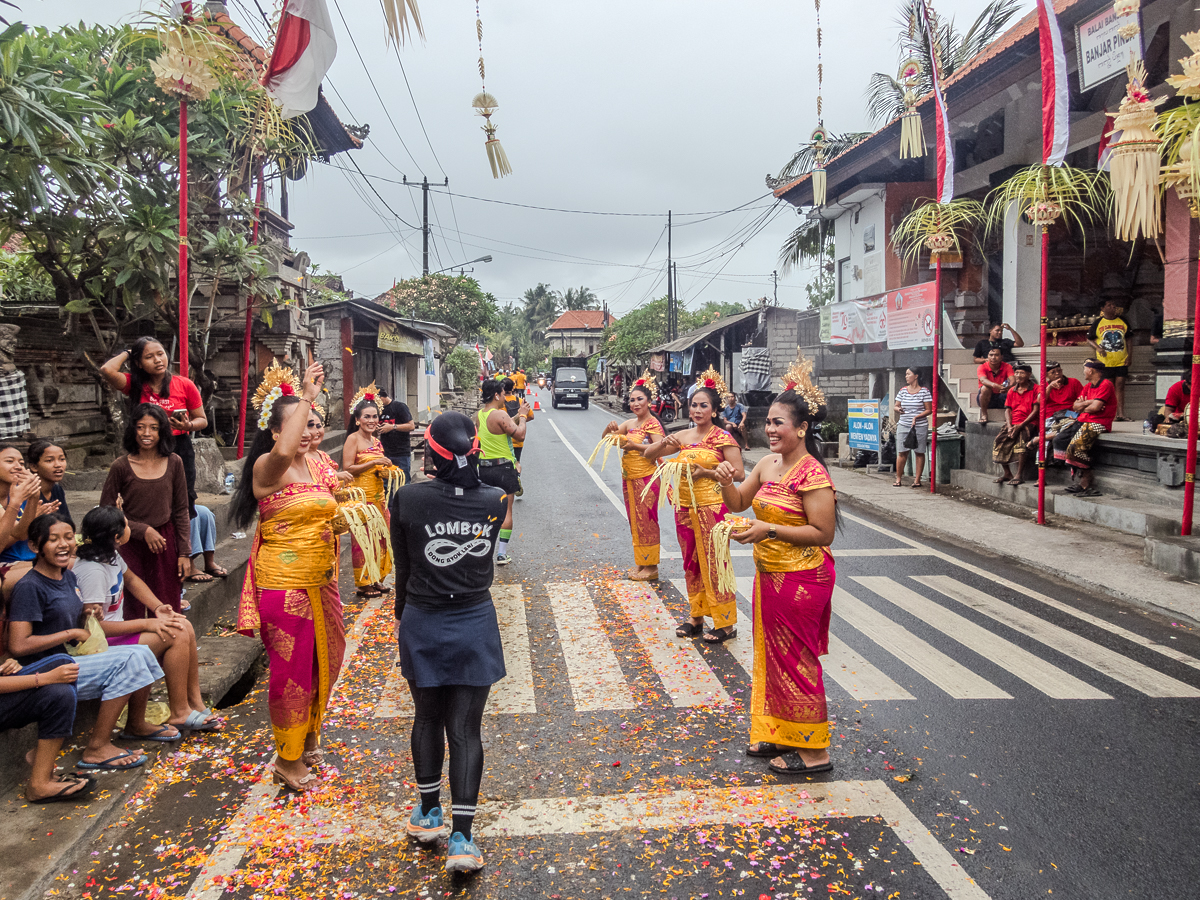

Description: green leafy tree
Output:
[604,298,671,364]
[444,344,483,392]
[780,220,835,308]
[521,282,560,342]
[376,273,499,341]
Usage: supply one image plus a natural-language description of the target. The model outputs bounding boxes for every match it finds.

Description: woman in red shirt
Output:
[101,339,207,519]
[1052,360,1115,496]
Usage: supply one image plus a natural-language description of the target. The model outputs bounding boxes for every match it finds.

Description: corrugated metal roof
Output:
[647,308,762,353]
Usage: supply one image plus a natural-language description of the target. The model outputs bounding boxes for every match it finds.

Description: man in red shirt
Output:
[1053,359,1115,496]
[976,348,1014,424]
[992,364,1039,485]
[1041,360,1083,457]
[1155,373,1192,433]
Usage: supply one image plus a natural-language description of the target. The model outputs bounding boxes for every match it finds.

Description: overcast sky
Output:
[28,0,1028,315]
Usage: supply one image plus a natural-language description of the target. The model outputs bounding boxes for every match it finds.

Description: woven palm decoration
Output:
[473,1,511,179]
[1160,34,1200,217]
[711,515,753,596]
[251,360,302,429]
[586,433,623,471]
[810,0,828,205]
[1113,0,1140,40]
[640,457,697,511]
[381,0,425,48]
[1109,60,1165,241]
[899,57,926,159]
[150,26,221,101]
[1167,32,1200,99]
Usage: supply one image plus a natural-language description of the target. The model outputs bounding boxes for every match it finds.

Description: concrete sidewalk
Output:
[742,446,1200,627]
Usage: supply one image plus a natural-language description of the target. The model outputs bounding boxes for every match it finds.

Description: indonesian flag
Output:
[1097,111,1119,171]
[262,0,338,119]
[1037,0,1070,166]
[918,0,954,203]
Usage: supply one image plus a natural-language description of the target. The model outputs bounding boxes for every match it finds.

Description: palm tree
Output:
[561,286,600,311]
[522,282,560,342]
[773,132,873,185]
[865,0,1021,126]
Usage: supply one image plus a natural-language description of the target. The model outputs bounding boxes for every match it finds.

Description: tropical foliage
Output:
[779,219,835,308]
[865,0,1022,125]
[890,198,986,270]
[985,165,1112,237]
[444,344,483,391]
[602,298,747,364]
[376,273,499,340]
[775,132,871,184]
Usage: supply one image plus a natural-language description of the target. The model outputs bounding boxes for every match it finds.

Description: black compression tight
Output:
[408,682,491,838]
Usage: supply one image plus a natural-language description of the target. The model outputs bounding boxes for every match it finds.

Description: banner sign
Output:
[847,399,881,452]
[1076,7,1142,91]
[378,321,423,354]
[423,338,436,375]
[650,353,665,372]
[885,281,938,350]
[826,295,887,346]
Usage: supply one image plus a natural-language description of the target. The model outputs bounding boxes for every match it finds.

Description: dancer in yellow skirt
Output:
[342,383,394,598]
[643,369,744,643]
[600,372,665,582]
[715,357,838,776]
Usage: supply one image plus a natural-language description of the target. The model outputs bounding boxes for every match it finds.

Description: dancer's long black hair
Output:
[229,395,303,529]
[128,337,172,401]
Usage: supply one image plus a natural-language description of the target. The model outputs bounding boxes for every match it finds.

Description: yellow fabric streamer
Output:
[710,515,752,598]
[640,458,696,510]
[586,433,623,472]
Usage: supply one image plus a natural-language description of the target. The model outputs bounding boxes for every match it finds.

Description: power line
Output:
[342,156,419,229]
[377,0,447,178]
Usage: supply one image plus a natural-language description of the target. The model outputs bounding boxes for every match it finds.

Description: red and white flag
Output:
[1037,0,1070,166]
[918,0,954,203]
[1097,111,1119,171]
[262,0,338,119]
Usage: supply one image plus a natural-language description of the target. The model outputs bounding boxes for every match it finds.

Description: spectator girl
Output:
[8,512,163,771]
[75,506,219,733]
[100,338,207,517]
[26,440,72,528]
[99,405,191,614]
[643,371,744,644]
[0,653,89,802]
[343,386,393,597]
[714,365,837,776]
[0,444,52,599]
[892,368,932,489]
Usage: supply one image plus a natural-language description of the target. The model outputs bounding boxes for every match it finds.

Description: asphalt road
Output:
[49,391,1200,900]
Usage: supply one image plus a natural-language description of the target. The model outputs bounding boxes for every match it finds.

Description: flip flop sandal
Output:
[767,752,834,776]
[205,567,229,578]
[910,481,923,489]
[77,751,148,771]
[357,588,383,599]
[704,627,738,644]
[1077,488,1103,497]
[745,742,790,758]
[28,776,95,804]
[117,723,181,742]
[892,481,904,487]
[184,572,215,583]
[1062,484,1084,494]
[675,622,703,638]
[180,709,222,732]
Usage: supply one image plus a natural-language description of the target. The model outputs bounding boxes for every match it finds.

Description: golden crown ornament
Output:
[693,367,729,398]
[251,361,302,430]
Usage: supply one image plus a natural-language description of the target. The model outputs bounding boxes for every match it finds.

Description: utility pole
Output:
[773,270,778,305]
[421,177,430,276]
[667,210,674,340]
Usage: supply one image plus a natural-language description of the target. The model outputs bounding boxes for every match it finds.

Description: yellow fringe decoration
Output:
[640,458,696,510]
[812,167,827,207]
[900,108,925,159]
[377,465,407,504]
[381,0,425,48]
[335,501,391,586]
[711,515,753,598]
[586,433,623,471]
[484,126,512,179]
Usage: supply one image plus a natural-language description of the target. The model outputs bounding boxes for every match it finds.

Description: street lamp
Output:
[430,255,493,275]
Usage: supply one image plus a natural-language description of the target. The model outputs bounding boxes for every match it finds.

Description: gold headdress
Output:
[350,381,381,415]
[782,351,826,413]
[693,367,728,398]
[252,360,301,429]
[631,368,658,400]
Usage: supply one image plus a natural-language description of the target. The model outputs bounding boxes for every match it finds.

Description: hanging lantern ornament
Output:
[472,1,511,179]
[1113,0,1140,41]
[150,27,219,102]
[899,57,926,159]
[1109,60,1165,241]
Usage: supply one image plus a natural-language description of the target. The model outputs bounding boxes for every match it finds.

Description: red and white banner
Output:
[918,0,954,204]
[262,0,338,119]
[884,282,938,350]
[1037,0,1070,166]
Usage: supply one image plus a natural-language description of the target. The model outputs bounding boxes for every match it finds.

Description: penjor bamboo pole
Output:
[929,259,941,493]
[177,1,192,380]
[1037,225,1049,526]
[236,167,265,459]
[1182,230,1200,535]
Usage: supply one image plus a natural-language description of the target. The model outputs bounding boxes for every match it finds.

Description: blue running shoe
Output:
[406,805,448,843]
[496,554,511,566]
[445,832,484,873]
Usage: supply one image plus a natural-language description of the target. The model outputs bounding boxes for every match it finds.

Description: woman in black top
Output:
[390,411,506,875]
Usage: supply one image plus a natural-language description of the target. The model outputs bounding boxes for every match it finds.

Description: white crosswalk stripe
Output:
[546,582,635,711]
[489,584,537,713]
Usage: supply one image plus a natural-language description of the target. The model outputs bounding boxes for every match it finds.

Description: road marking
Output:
[545,416,627,520]
[918,576,1200,698]
[299,780,990,899]
[855,577,1111,700]
[835,588,1011,699]
[489,584,537,713]
[374,666,415,717]
[546,581,635,711]
[185,596,386,900]
[613,581,731,707]
[841,510,1200,674]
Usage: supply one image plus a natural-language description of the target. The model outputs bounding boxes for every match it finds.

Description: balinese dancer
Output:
[343,383,400,598]
[232,362,346,793]
[643,368,744,643]
[599,371,665,582]
[715,357,837,776]
[306,403,352,486]
[391,411,508,873]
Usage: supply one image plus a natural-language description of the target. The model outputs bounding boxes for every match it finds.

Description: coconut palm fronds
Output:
[587,433,623,471]
[986,165,1112,238]
[381,0,425,49]
[1157,102,1200,201]
[711,515,753,597]
[891,198,986,269]
[640,459,696,511]
[776,132,872,182]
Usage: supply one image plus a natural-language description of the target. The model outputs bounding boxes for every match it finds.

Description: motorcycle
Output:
[537,375,546,389]
[649,387,681,424]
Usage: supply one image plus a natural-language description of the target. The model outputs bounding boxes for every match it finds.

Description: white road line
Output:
[300,780,990,899]
[546,581,635,711]
[835,588,1011,699]
[613,582,731,707]
[545,416,627,519]
[841,510,1200,674]
[918,576,1200,698]
[489,584,537,714]
[374,665,415,717]
[186,596,385,900]
[855,577,1111,700]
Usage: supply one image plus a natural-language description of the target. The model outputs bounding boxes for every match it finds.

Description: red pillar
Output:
[929,261,941,493]
[177,2,192,379]
[1183,235,1200,535]
[1037,226,1049,525]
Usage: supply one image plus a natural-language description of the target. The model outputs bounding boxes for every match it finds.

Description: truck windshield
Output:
[558,369,587,383]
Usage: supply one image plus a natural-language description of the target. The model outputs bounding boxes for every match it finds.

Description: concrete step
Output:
[1145,534,1200,582]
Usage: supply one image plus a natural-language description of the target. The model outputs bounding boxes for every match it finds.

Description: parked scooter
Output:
[649,386,681,424]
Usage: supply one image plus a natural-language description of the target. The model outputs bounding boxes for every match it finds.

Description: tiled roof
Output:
[548,310,616,331]
[205,10,269,75]
[773,0,1089,201]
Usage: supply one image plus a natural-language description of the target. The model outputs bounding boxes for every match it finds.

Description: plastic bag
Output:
[67,615,109,657]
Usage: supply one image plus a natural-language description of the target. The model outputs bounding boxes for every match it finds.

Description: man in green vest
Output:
[476,378,530,565]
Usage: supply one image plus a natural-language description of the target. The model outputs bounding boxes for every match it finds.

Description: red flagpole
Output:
[930,260,941,493]
[177,1,192,380]
[1182,231,1200,535]
[236,167,265,458]
[1037,225,1049,525]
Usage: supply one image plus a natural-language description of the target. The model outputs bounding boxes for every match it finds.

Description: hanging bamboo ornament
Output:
[1113,0,1140,40]
[1166,32,1200,99]
[473,2,511,179]
[899,57,926,159]
[811,126,829,207]
[381,0,425,48]
[1109,61,1165,241]
[150,27,219,101]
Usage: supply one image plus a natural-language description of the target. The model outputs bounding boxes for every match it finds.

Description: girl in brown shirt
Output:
[100,405,192,614]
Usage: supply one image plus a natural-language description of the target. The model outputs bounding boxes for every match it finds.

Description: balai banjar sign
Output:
[1076,7,1143,92]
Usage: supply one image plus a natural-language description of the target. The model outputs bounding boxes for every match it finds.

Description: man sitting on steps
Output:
[1052,359,1116,498]
[992,364,1039,487]
[975,348,1014,424]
